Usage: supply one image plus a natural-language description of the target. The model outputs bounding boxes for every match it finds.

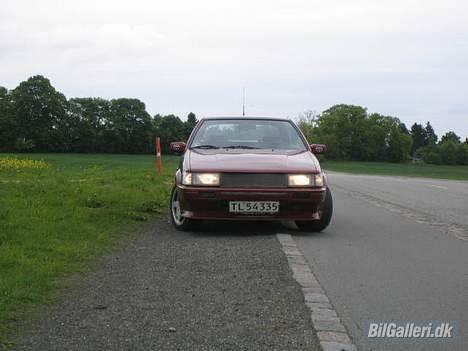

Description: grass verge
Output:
[0,153,178,347]
[322,160,468,181]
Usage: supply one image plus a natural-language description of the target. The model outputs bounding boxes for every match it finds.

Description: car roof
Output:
[200,116,292,122]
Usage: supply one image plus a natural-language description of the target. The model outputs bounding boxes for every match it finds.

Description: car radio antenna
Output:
[242,88,246,117]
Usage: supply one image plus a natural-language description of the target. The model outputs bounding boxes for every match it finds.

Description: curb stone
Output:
[277,233,357,351]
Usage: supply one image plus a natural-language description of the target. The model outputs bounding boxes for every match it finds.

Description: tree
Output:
[455,143,468,165]
[153,114,186,152]
[67,98,112,152]
[424,121,438,144]
[0,87,16,151]
[5,74,462,159]
[439,142,458,165]
[107,98,153,153]
[298,110,318,126]
[410,123,426,154]
[440,131,460,144]
[299,105,413,162]
[417,141,468,165]
[184,112,198,139]
[297,110,320,145]
[398,122,409,134]
[366,114,400,161]
[12,75,69,152]
[422,150,442,164]
[317,104,368,160]
[386,126,412,162]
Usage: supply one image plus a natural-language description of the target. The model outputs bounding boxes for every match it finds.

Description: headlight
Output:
[288,174,312,186]
[288,174,323,187]
[182,172,220,186]
[194,173,220,186]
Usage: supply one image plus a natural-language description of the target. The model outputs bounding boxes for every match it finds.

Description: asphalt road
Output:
[293,172,468,351]
[15,220,320,351]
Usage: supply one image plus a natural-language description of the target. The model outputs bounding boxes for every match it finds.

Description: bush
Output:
[416,142,468,165]
[455,143,468,165]
[413,147,427,160]
[14,137,35,152]
[439,142,458,165]
[423,151,442,164]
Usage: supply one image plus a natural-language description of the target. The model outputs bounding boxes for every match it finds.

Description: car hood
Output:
[187,150,320,173]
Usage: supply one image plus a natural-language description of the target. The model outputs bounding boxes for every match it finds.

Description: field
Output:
[322,160,468,181]
[0,153,178,345]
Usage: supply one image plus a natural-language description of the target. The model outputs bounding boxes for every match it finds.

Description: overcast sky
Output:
[1,0,467,138]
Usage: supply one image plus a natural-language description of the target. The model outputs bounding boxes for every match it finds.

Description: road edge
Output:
[277,233,357,351]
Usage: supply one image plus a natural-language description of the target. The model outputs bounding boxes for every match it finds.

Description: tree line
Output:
[0,75,197,154]
[1,76,467,165]
[298,105,468,165]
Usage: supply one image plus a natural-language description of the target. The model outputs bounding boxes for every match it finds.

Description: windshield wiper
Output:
[191,144,219,149]
[223,145,261,149]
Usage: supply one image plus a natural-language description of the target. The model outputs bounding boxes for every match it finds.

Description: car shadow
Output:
[188,219,329,237]
[280,220,330,238]
[190,220,284,237]
[289,229,329,238]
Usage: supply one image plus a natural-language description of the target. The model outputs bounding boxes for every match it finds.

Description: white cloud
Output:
[1,0,467,137]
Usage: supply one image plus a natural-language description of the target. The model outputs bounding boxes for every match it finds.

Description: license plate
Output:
[229,201,279,213]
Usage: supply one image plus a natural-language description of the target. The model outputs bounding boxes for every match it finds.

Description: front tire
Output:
[296,187,333,232]
[170,185,197,231]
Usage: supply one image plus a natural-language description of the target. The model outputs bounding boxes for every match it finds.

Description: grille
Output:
[220,173,287,188]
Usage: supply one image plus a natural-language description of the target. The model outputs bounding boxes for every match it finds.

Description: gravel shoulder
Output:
[14,220,320,351]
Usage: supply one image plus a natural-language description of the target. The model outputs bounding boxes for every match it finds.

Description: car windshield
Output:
[190,119,307,151]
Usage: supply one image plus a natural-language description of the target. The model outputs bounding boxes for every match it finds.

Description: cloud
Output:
[1,0,467,137]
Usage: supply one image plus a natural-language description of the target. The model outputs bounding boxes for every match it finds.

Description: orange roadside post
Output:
[155,137,162,175]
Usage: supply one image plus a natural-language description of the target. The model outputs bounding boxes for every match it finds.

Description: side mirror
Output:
[310,144,327,154]
[170,141,186,153]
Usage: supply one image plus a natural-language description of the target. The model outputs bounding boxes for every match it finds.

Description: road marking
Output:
[277,233,357,351]
[429,184,448,190]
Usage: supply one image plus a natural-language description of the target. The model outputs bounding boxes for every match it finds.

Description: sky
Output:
[1,0,467,138]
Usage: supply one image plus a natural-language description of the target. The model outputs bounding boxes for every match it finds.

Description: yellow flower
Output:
[0,157,49,170]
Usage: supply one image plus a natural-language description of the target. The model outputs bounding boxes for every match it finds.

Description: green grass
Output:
[0,153,178,346]
[322,160,468,180]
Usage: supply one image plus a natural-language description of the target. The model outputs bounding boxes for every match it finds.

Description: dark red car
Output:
[169,117,332,232]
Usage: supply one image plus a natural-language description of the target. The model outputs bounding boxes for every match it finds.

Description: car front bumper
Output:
[177,185,326,220]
